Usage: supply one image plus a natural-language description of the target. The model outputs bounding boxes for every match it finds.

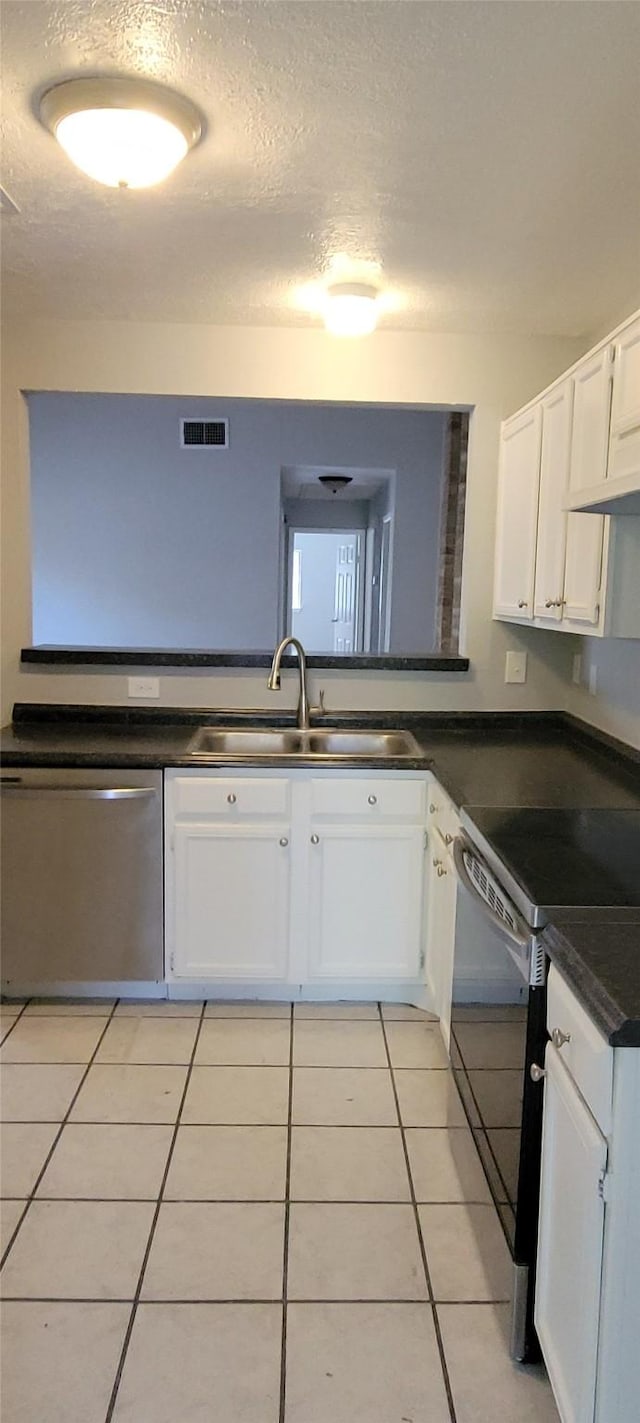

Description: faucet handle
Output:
[312,688,326,719]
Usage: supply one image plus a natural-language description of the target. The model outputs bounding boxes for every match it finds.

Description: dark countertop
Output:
[20,646,469,673]
[2,704,640,1042]
[543,918,640,1047]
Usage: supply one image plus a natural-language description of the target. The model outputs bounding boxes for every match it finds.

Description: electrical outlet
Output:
[588,663,598,696]
[128,677,160,699]
[572,653,582,686]
[505,650,527,684]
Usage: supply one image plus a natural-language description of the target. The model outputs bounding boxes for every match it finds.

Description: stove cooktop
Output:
[460,807,640,927]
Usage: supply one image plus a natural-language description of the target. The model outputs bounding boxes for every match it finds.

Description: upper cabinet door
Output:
[493,406,541,620]
[569,347,613,494]
[608,314,640,486]
[563,349,612,626]
[534,381,573,622]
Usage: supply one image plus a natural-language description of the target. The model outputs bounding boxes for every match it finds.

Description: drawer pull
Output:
[311,834,320,845]
[368,794,377,806]
[279,837,289,848]
[227,793,237,805]
[530,1063,546,1083]
[551,1027,571,1049]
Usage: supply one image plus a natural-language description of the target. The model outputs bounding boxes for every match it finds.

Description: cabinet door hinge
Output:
[423,830,428,851]
[169,951,175,972]
[419,946,426,971]
[598,1167,610,1203]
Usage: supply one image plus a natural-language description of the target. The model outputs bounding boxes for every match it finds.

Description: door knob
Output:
[311,834,319,845]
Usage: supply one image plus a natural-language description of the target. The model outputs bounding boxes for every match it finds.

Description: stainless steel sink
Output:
[187,726,422,759]
[307,730,421,757]
[188,728,307,756]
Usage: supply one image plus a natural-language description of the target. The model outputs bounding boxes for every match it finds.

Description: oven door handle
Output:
[453,835,531,954]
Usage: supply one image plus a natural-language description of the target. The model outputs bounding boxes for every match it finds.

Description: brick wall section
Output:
[436,411,469,652]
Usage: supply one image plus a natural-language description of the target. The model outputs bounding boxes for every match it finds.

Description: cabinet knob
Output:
[517,599,528,609]
[437,865,447,877]
[429,803,438,814]
[310,834,320,845]
[279,837,288,848]
[551,1027,571,1049]
[432,857,442,868]
[444,832,453,845]
[227,793,237,805]
[367,794,377,806]
[544,599,555,608]
[530,1063,546,1083]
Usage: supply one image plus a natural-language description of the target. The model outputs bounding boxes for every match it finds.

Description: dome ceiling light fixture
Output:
[39,76,203,189]
[318,474,354,495]
[324,282,379,338]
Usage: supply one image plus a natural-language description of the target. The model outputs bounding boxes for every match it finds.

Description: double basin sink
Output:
[187,726,422,761]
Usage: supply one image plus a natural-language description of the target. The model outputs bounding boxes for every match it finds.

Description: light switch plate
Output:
[505,650,527,684]
[128,677,160,699]
[588,662,598,696]
[572,653,583,686]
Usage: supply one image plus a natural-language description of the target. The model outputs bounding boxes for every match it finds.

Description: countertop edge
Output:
[542,922,640,1047]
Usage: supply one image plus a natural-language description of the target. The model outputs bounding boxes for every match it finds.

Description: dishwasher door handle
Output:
[0,785,158,800]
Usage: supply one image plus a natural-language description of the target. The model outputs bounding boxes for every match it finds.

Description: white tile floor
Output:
[0,999,560,1423]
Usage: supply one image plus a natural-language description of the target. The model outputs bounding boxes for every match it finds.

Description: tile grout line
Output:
[278,1002,295,1423]
[103,1000,207,1423]
[0,998,120,1272]
[377,1004,458,1423]
[0,999,31,1046]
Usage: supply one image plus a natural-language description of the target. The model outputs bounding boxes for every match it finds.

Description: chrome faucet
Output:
[268,637,324,731]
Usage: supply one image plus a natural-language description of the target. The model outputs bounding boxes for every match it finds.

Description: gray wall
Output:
[29,393,447,650]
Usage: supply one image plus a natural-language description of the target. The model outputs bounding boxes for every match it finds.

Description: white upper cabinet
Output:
[607,314,640,492]
[494,308,640,638]
[562,350,611,628]
[533,381,573,622]
[493,406,541,620]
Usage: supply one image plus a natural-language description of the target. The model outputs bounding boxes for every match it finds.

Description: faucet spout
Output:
[268,637,310,730]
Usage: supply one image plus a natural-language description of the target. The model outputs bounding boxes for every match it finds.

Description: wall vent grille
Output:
[180,419,228,449]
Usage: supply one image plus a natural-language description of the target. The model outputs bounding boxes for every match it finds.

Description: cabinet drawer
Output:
[547,965,613,1133]
[310,777,425,821]
[172,776,290,820]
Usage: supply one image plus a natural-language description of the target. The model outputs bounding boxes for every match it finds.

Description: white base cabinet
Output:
[535,966,640,1423]
[535,1043,606,1423]
[165,767,430,995]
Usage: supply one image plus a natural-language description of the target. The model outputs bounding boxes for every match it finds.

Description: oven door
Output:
[450,834,547,1363]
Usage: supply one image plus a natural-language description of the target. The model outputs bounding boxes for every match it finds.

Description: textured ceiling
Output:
[1,0,639,335]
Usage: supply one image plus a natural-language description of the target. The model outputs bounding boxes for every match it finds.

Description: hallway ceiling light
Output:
[318,474,354,494]
[324,283,379,337]
[39,77,202,189]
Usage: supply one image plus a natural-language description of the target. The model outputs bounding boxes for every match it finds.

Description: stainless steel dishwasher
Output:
[0,767,164,988]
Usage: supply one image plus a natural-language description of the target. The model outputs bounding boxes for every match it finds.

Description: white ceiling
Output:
[1,0,639,335]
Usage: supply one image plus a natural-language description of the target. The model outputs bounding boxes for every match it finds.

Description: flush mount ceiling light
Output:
[318,474,354,494]
[324,282,379,338]
[39,77,202,189]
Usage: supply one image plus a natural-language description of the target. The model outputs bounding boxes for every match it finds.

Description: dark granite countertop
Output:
[2,704,640,1041]
[543,918,640,1047]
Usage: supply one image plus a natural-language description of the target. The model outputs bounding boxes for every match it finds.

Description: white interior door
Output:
[290,530,362,652]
